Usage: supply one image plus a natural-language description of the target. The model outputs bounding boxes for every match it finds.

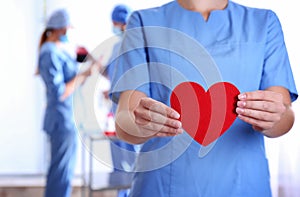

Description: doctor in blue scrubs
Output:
[110,0,298,196]
[37,9,95,197]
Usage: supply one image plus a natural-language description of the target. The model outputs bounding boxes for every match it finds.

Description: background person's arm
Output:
[60,62,102,101]
[60,68,91,101]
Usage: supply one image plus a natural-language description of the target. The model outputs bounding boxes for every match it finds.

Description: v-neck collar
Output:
[174,0,231,24]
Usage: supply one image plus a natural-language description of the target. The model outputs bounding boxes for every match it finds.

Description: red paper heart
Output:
[170,82,240,146]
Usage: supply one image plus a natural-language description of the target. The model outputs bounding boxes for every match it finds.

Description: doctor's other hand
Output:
[133,97,183,137]
[235,87,294,137]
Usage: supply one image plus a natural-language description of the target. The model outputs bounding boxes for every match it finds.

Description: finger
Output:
[134,119,183,137]
[238,91,283,102]
[134,107,182,129]
[135,116,182,133]
[156,129,184,137]
[238,114,274,131]
[252,125,263,132]
[236,107,280,122]
[150,112,182,128]
[140,98,180,119]
[237,100,285,114]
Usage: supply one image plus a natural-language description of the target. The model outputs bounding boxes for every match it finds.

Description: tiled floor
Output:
[0,175,117,197]
[0,187,117,197]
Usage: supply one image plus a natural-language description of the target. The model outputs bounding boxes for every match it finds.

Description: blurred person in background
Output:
[106,4,132,85]
[104,4,137,197]
[37,8,98,197]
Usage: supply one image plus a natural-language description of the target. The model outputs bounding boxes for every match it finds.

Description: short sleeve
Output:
[39,51,66,100]
[109,11,151,104]
[260,10,298,102]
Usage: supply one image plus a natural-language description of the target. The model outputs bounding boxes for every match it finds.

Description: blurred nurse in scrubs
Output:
[37,9,96,197]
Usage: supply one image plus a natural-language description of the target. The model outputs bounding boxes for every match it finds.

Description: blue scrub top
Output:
[39,42,78,134]
[110,1,298,196]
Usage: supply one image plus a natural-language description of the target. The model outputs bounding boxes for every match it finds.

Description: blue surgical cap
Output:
[46,9,70,29]
[111,5,132,24]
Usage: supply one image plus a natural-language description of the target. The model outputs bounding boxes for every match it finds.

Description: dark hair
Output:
[39,28,53,49]
[36,28,53,75]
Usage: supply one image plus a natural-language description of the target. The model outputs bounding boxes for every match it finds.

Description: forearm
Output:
[115,112,152,144]
[114,91,153,144]
[263,104,295,138]
[60,71,89,101]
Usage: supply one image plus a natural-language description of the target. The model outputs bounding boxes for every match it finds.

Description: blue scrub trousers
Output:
[110,140,136,172]
[45,128,77,197]
[110,140,136,197]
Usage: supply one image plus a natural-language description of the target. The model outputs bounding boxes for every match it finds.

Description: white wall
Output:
[0,0,45,174]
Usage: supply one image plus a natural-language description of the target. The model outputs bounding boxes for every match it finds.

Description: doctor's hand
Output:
[116,91,183,144]
[235,87,293,137]
[133,97,183,138]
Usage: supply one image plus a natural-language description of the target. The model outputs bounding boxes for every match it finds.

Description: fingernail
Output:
[177,121,182,128]
[237,101,246,107]
[238,94,246,100]
[236,107,244,114]
[177,128,184,134]
[172,121,181,128]
[173,112,180,119]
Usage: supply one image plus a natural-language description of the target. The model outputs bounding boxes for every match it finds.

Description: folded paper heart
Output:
[170,82,240,146]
